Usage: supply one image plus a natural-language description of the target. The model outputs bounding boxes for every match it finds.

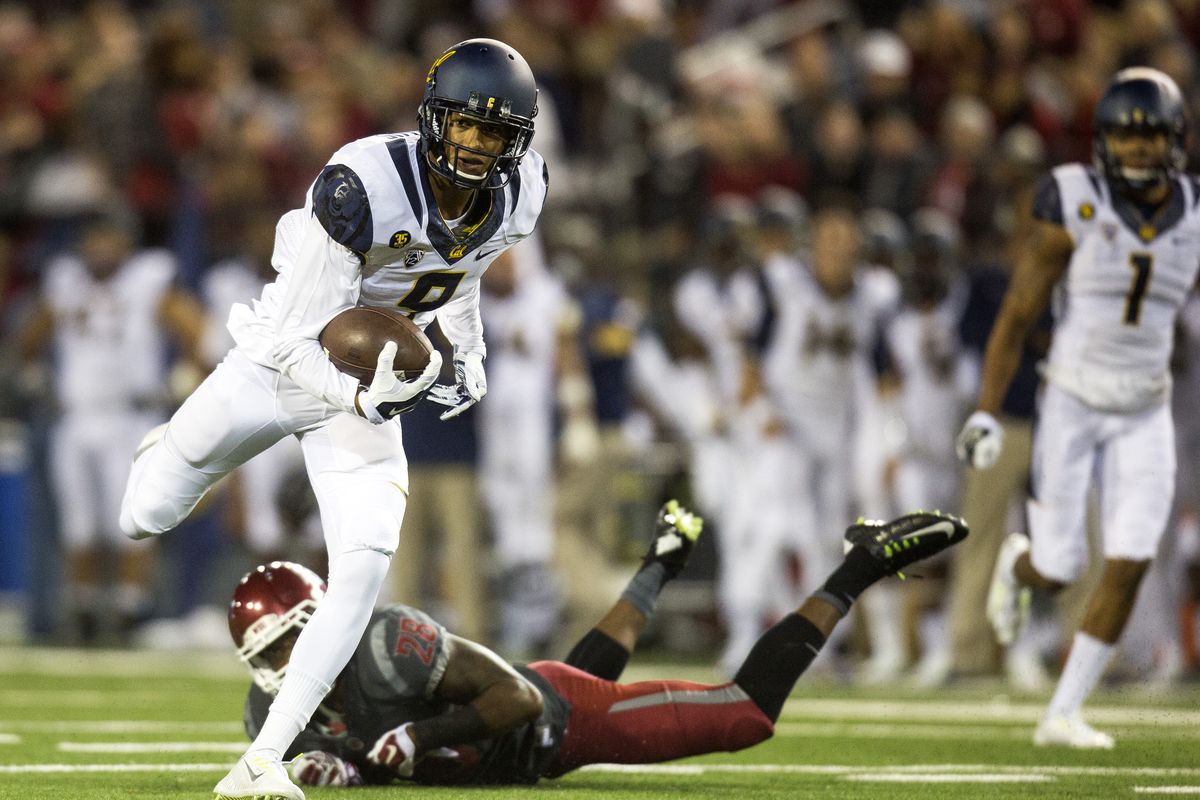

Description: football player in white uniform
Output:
[17,215,205,644]
[118,40,549,800]
[477,240,596,657]
[957,68,1200,748]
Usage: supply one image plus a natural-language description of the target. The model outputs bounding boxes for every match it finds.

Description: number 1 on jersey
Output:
[1124,253,1153,325]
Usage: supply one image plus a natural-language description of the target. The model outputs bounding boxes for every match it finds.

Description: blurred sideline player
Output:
[201,212,321,564]
[15,214,206,644]
[226,504,967,787]
[877,209,975,685]
[957,68,1200,747]
[645,197,807,676]
[764,203,899,670]
[118,39,549,799]
[478,240,602,657]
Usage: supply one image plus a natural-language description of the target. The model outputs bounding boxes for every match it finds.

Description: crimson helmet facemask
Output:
[228,561,326,695]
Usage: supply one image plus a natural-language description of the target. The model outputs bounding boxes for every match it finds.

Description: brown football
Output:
[319,306,434,384]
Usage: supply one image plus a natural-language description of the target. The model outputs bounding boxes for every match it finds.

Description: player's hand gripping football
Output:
[427,350,486,420]
[955,410,1004,469]
[357,341,443,424]
[290,751,363,787]
[366,722,418,777]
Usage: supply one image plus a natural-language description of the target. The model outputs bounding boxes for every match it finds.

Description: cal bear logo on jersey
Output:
[1078,202,1094,220]
[390,231,411,248]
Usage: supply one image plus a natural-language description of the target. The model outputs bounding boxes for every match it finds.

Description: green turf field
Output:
[1,647,1197,799]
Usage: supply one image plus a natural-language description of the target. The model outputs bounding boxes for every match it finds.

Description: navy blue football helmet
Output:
[418,39,538,190]
[1093,67,1188,191]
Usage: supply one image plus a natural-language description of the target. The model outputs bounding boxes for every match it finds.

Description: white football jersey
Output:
[1041,164,1200,410]
[479,244,567,419]
[227,132,548,413]
[44,250,176,411]
[886,279,974,461]
[202,257,265,366]
[765,265,899,453]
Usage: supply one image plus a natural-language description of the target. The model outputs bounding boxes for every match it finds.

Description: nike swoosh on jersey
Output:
[475,247,501,260]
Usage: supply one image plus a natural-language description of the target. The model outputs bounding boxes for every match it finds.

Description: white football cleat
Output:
[987,533,1032,646]
[214,751,305,800]
[1033,714,1115,749]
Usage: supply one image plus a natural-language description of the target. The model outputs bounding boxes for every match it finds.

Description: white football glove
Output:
[290,751,363,787]
[366,722,418,777]
[427,350,486,420]
[357,341,443,424]
[955,410,1004,470]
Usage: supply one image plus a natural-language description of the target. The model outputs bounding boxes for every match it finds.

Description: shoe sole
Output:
[987,534,1030,645]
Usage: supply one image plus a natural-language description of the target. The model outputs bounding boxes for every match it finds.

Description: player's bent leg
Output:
[121,353,289,539]
[530,661,773,777]
[235,414,407,776]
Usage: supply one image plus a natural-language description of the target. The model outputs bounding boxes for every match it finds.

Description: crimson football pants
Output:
[529,661,774,776]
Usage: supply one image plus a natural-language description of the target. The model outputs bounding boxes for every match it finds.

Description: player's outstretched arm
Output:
[957,220,1071,468]
[366,634,542,778]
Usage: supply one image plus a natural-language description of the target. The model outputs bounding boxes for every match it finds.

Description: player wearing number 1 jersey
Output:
[117,39,548,800]
[956,68,1200,748]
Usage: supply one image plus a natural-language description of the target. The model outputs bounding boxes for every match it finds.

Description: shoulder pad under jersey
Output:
[312,164,374,257]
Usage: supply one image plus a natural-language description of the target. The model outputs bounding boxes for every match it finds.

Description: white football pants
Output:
[119,348,409,560]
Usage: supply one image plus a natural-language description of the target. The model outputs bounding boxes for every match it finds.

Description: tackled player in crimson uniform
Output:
[227,503,967,787]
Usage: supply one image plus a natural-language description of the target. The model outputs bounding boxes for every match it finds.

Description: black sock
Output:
[563,629,631,680]
[733,613,826,723]
[814,546,887,615]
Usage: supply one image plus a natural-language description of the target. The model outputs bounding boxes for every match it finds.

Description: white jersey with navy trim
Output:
[44,250,176,411]
[1039,164,1200,411]
[227,132,549,414]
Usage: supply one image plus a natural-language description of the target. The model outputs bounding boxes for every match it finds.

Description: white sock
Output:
[1046,631,1114,720]
[861,583,904,665]
[251,669,329,760]
[247,548,391,757]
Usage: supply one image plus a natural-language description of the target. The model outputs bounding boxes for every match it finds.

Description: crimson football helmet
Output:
[228,561,326,694]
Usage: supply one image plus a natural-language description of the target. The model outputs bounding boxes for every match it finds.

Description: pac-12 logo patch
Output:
[1078,202,1094,220]
[390,231,411,248]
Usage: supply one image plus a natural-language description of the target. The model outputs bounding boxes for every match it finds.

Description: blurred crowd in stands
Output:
[1,0,1199,690]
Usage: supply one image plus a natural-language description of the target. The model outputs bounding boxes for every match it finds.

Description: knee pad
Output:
[119,490,177,540]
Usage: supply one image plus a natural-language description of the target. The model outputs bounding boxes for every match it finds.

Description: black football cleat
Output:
[643,500,704,580]
[843,510,969,579]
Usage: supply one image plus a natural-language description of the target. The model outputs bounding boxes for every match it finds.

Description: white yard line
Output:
[0,649,242,679]
[57,742,245,753]
[773,721,1200,740]
[0,690,178,707]
[0,763,232,773]
[2,762,1198,778]
[580,764,1200,777]
[0,720,242,733]
[845,773,1054,783]
[1134,789,1200,795]
[0,734,19,744]
[779,698,1200,727]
